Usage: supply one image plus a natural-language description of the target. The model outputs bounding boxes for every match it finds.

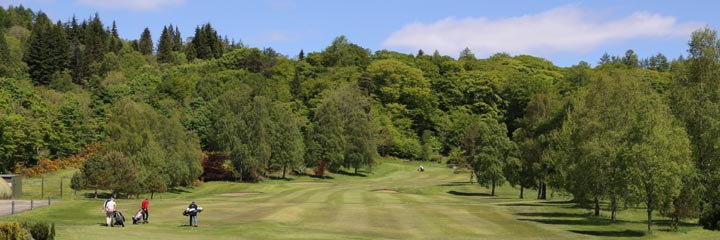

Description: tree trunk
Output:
[239,162,244,181]
[151,191,155,200]
[469,170,474,184]
[537,185,542,199]
[594,197,600,217]
[647,196,653,233]
[316,160,326,178]
[354,166,358,175]
[647,208,653,233]
[94,189,98,199]
[491,178,496,196]
[540,183,547,200]
[282,165,287,179]
[611,197,617,222]
[520,186,524,199]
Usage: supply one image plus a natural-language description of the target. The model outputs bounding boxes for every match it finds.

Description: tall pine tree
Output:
[157,26,173,63]
[0,26,9,76]
[139,27,153,55]
[188,23,223,60]
[173,25,182,51]
[108,20,122,53]
[25,13,69,85]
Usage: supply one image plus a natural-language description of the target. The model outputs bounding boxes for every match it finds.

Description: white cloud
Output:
[76,0,185,11]
[383,6,702,57]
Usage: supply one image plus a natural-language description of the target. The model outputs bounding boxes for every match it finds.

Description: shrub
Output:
[16,142,102,177]
[20,222,54,240]
[385,137,422,160]
[0,222,29,240]
[700,204,720,230]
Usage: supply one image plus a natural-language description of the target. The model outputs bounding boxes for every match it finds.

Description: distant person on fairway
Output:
[188,201,198,227]
[141,198,149,223]
[105,197,117,227]
[418,165,425,172]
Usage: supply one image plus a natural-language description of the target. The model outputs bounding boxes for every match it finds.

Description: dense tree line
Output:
[2,5,720,232]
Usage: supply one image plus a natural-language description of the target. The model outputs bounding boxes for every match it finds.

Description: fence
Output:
[0,176,68,216]
[0,199,53,217]
[21,176,77,200]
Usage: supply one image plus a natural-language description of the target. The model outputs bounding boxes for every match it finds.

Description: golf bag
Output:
[133,209,144,224]
[113,211,125,227]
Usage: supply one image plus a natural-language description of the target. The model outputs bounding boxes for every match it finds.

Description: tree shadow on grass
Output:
[267,176,294,181]
[168,188,191,194]
[519,218,613,226]
[516,212,591,218]
[447,190,492,197]
[498,201,579,208]
[650,219,698,228]
[569,230,645,237]
[335,170,368,177]
[309,175,335,180]
[540,200,575,205]
[438,182,473,186]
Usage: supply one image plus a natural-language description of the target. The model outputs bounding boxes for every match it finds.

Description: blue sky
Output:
[2,0,719,66]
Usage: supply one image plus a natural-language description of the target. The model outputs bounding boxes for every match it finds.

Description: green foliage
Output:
[307,92,346,175]
[367,59,437,134]
[139,27,153,55]
[461,116,516,196]
[560,70,692,232]
[669,26,720,230]
[21,221,55,240]
[157,26,173,63]
[188,23,223,60]
[321,36,370,68]
[25,13,68,85]
[3,9,720,234]
[0,221,28,240]
[270,102,305,178]
[98,99,202,194]
[0,27,10,76]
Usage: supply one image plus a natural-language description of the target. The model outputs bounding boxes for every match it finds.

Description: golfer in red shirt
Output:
[141,198,149,223]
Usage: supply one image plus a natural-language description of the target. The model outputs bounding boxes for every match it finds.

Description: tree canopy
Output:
[2,7,720,232]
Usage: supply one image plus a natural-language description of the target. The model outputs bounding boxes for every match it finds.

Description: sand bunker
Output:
[374,189,398,193]
[289,181,332,185]
[220,192,261,197]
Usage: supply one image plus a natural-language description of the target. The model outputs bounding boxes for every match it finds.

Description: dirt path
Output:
[0,200,52,217]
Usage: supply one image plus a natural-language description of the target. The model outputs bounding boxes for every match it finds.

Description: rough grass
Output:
[4,159,720,240]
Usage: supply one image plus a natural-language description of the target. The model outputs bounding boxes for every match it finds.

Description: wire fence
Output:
[22,176,77,201]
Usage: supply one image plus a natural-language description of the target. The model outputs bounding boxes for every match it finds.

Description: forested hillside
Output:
[1,6,720,232]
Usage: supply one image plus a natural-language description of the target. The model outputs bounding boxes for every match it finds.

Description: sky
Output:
[2,0,719,67]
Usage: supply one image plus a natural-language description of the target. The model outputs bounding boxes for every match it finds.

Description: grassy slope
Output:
[4,159,720,240]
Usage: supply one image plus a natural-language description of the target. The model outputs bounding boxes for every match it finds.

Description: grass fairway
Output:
[4,159,720,239]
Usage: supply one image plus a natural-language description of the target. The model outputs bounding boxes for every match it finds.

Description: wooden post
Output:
[31,199,34,210]
[41,176,44,199]
[11,201,14,215]
[60,178,63,200]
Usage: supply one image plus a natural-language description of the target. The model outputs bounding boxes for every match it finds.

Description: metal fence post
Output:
[41,176,44,199]
[60,178,63,200]
[11,201,14,215]
[48,196,51,206]
[31,199,34,210]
